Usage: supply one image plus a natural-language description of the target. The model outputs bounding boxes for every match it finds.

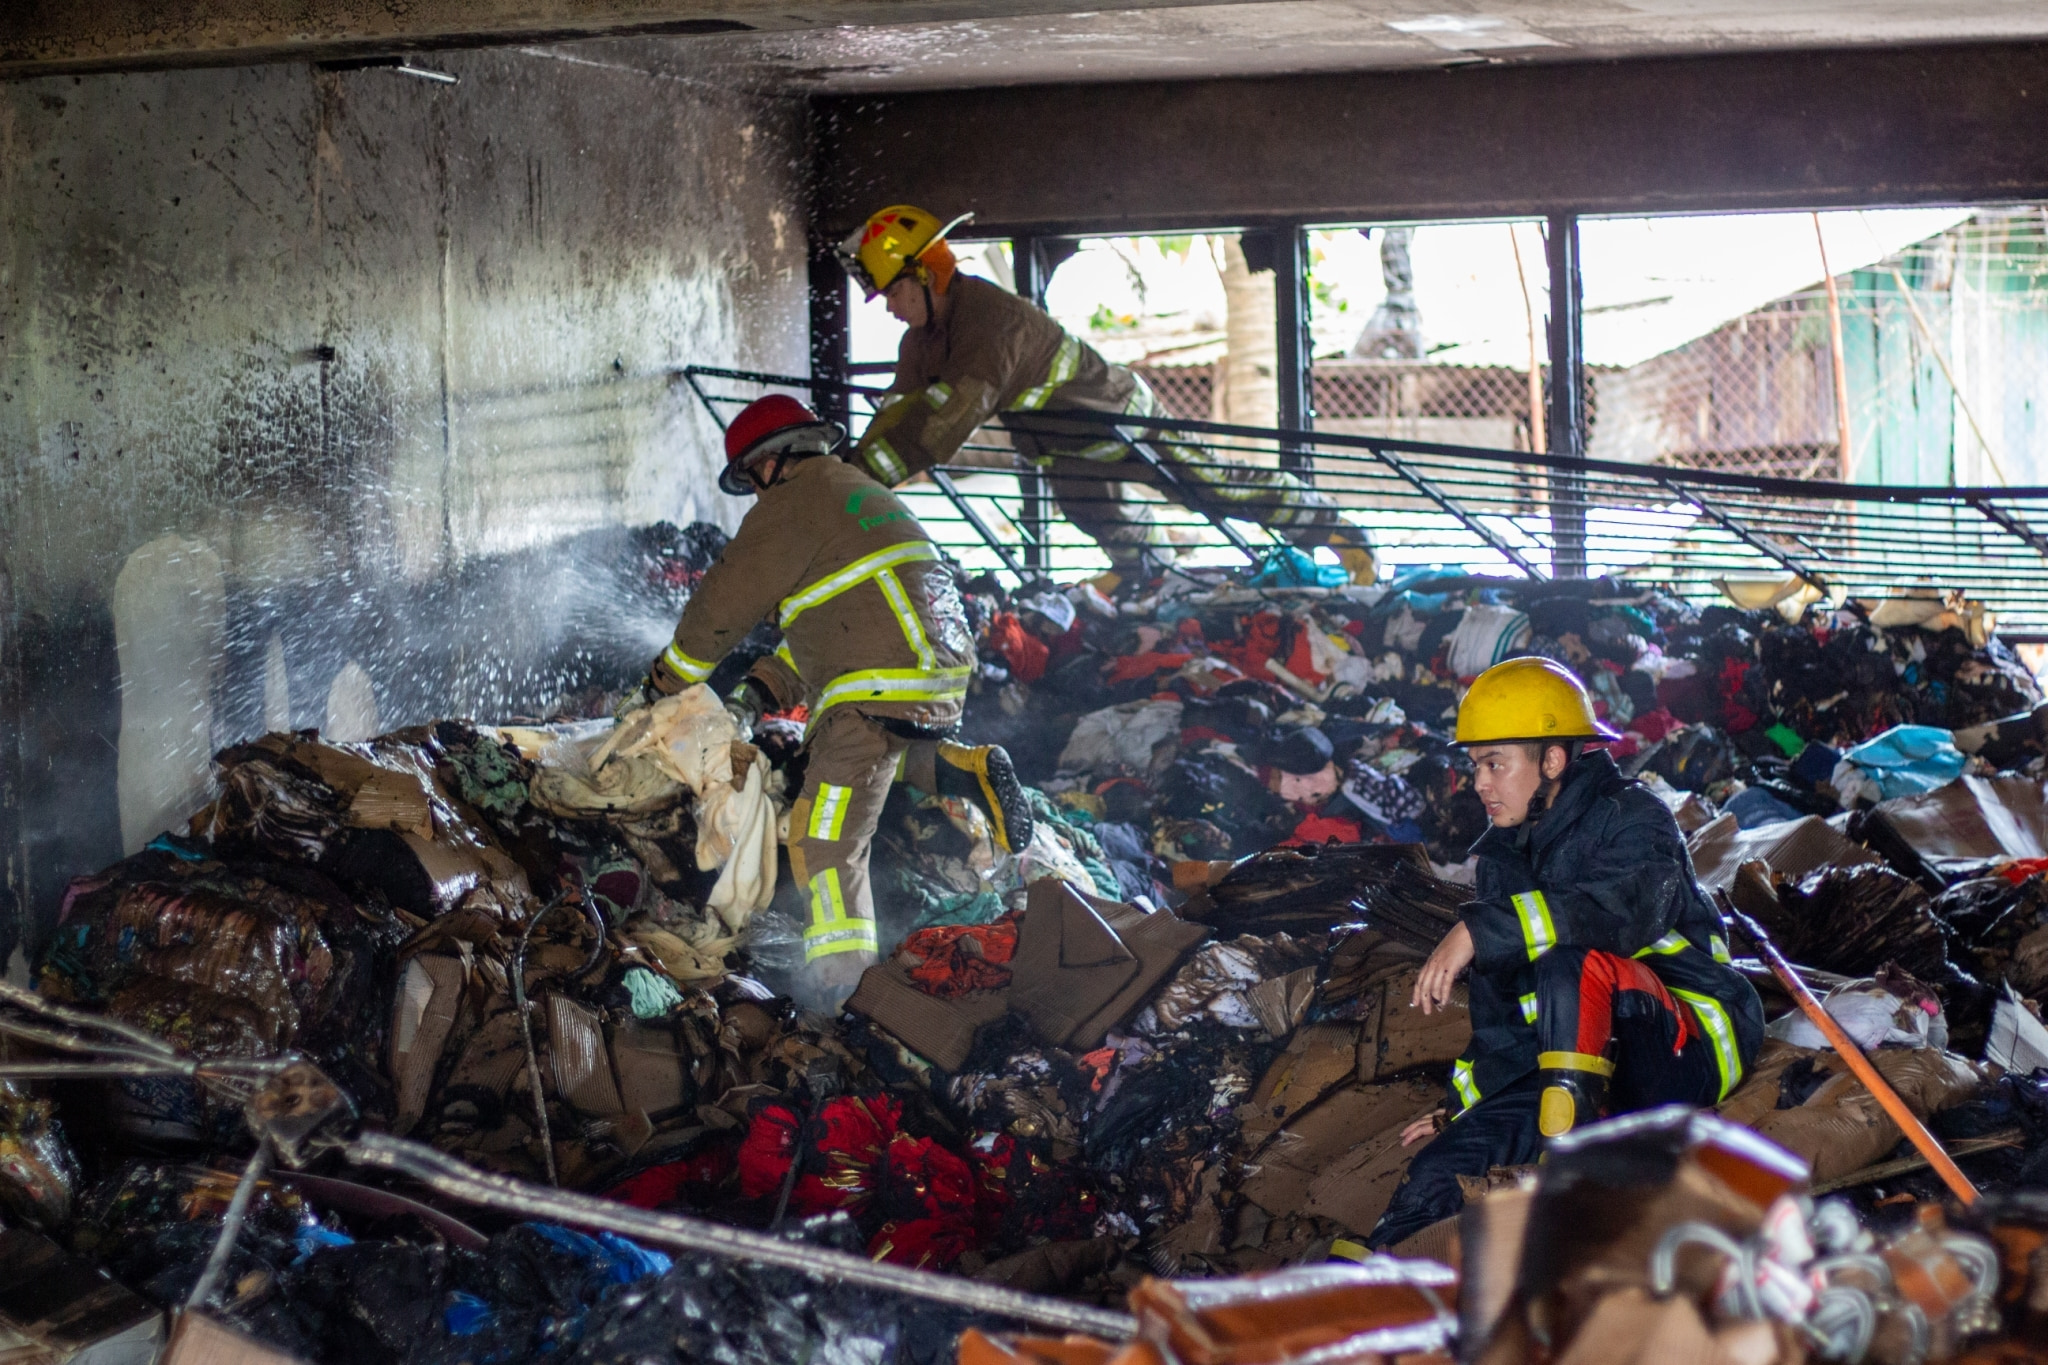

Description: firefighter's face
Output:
[883,274,929,327]
[1468,742,1568,827]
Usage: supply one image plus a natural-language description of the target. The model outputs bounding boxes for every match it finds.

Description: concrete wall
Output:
[0,48,811,957]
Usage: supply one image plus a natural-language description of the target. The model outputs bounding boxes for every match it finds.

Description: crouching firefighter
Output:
[837,204,1376,584]
[646,395,1036,1011]
[1358,657,1763,1253]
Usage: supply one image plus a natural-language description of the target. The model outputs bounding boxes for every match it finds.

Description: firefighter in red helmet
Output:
[645,395,1033,1009]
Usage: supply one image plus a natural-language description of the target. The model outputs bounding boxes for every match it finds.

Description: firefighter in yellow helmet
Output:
[1358,656,1762,1253]
[836,205,1376,583]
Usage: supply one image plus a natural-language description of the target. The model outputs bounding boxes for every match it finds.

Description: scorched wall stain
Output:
[0,48,810,958]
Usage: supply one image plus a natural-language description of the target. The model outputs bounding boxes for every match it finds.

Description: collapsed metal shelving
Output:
[683,365,2048,636]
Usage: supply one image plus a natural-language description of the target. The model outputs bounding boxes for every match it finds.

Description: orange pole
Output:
[1730,909,1979,1205]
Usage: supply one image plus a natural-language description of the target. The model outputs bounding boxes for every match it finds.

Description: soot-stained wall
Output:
[0,49,810,960]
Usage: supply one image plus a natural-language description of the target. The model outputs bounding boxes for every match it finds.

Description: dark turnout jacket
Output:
[1447,750,1764,1118]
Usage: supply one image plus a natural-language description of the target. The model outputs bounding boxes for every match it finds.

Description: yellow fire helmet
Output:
[836,204,974,298]
[1454,656,1621,745]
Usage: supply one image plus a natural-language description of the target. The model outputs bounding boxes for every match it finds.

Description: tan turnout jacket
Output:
[658,456,973,731]
[856,275,1146,484]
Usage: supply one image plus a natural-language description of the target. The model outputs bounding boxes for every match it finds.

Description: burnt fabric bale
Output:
[1187,843,1461,949]
[1936,875,2048,986]
[1746,863,1949,981]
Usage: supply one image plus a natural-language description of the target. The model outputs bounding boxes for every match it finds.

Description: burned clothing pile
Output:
[953,569,2046,904]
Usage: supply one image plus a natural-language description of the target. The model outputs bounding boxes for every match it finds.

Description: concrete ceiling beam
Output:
[814,41,2048,236]
[3,0,1272,79]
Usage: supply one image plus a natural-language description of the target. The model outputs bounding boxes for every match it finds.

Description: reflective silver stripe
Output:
[1450,1059,1481,1115]
[1007,333,1083,412]
[1672,988,1743,1101]
[660,642,715,684]
[1632,931,1689,959]
[778,542,940,627]
[807,785,852,841]
[803,870,877,961]
[865,439,907,484]
[922,382,953,410]
[1511,891,1557,962]
[1519,993,1539,1025]
[815,666,971,713]
[875,569,937,670]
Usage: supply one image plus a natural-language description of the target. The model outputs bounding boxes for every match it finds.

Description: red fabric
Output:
[601,1137,737,1209]
[1282,624,1328,688]
[1718,657,1758,732]
[2001,858,2048,886]
[1570,950,1694,1057]
[1627,707,1682,743]
[1046,618,1089,668]
[736,1093,980,1268]
[1105,651,1192,685]
[1214,612,1284,676]
[900,913,1022,997]
[1283,813,1364,847]
[1179,725,1235,748]
[985,613,1048,684]
[1656,672,1719,725]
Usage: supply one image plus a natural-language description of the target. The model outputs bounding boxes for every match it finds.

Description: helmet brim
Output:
[1455,720,1624,746]
[718,420,845,496]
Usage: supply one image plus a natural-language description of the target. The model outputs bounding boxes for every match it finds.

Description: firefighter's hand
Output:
[614,676,660,719]
[1400,1111,1446,1147]
[1413,922,1474,1015]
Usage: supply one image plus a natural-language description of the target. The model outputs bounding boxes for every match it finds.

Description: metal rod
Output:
[186,1140,273,1312]
[0,1060,192,1078]
[511,899,561,1188]
[345,1132,1135,1339]
[1360,442,1545,579]
[0,979,183,1057]
[1730,908,1979,1205]
[1968,498,2048,560]
[1545,212,1589,579]
[809,233,852,435]
[927,468,1028,577]
[1654,476,1825,594]
[1273,224,1313,479]
[677,365,2048,505]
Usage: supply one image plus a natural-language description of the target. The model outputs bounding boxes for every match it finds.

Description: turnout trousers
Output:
[1366,946,1726,1250]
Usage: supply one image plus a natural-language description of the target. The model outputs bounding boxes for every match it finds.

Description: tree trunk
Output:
[1216,237,1278,450]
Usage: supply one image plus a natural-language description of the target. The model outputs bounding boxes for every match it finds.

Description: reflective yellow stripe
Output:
[779,542,940,628]
[864,439,907,484]
[774,641,797,674]
[803,869,877,961]
[1632,931,1689,959]
[1519,993,1539,1025]
[814,666,971,716]
[1709,934,1731,965]
[660,641,715,684]
[1450,1059,1481,1116]
[875,569,937,670]
[923,382,953,410]
[1512,891,1556,962]
[807,784,852,841]
[1537,1050,1616,1077]
[1672,989,1743,1101]
[1007,333,1083,412]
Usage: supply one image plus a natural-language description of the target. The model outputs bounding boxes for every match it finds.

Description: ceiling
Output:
[594,0,2048,93]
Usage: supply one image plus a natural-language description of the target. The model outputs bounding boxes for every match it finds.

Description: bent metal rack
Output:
[683,364,2048,638]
